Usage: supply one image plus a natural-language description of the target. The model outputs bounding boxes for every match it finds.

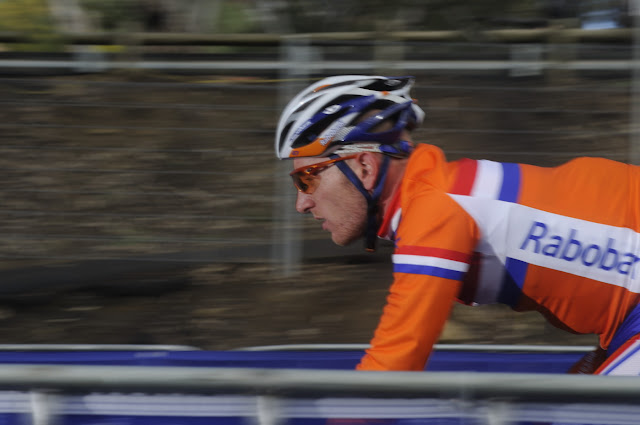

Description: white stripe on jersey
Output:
[450,195,640,294]
[471,160,503,199]
[599,340,640,376]
[392,255,469,272]
[390,208,402,236]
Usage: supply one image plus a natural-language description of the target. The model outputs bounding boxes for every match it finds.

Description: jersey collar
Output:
[377,188,402,241]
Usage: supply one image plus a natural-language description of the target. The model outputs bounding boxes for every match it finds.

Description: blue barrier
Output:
[0,348,584,373]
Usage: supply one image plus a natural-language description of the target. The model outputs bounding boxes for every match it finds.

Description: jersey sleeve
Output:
[357,190,479,371]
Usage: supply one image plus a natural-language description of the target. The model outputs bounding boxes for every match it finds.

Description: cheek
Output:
[318,173,351,204]
[314,169,366,215]
[326,179,366,216]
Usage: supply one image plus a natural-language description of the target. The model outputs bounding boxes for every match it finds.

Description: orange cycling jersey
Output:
[357,143,640,371]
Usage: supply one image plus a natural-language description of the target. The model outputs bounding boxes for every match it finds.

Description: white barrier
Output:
[237,343,596,353]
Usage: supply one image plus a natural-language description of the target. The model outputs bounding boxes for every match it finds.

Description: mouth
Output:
[314,216,328,231]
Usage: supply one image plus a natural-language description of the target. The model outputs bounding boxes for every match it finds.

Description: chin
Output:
[331,233,361,247]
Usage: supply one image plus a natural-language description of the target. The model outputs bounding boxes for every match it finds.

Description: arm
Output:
[357,273,461,371]
[357,191,478,371]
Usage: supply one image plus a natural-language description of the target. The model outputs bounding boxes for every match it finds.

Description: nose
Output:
[295,191,314,214]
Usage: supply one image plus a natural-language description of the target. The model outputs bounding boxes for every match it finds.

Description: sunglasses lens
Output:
[292,172,313,193]
[290,156,356,194]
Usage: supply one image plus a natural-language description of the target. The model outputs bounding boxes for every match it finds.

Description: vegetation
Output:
[0,0,622,41]
[0,0,52,32]
[0,0,61,50]
[251,0,548,33]
[79,0,144,31]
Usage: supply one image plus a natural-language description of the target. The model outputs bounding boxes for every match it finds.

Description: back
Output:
[447,155,640,349]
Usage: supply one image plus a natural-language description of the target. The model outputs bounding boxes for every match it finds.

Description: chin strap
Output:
[331,154,390,252]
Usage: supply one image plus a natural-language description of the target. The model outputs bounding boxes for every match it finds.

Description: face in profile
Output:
[292,156,368,246]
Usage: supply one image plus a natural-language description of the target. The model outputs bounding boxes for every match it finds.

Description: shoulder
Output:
[408,143,447,166]
[402,143,451,191]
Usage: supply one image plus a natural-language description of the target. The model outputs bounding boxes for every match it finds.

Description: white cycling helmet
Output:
[275,75,425,159]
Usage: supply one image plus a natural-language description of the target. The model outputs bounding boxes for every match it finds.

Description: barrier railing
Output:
[0,344,622,424]
[0,363,634,400]
[0,363,637,424]
[0,29,634,75]
[0,28,634,46]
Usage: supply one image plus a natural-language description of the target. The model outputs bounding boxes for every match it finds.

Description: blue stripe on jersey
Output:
[602,343,640,375]
[608,304,640,356]
[394,264,466,281]
[497,257,528,307]
[506,257,528,287]
[498,162,521,203]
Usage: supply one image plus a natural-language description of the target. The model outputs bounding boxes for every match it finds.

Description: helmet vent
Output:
[290,114,342,148]
[313,79,365,93]
[364,78,410,92]
[278,122,294,152]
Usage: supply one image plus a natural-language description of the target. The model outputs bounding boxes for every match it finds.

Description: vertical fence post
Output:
[546,20,578,86]
[29,391,58,425]
[271,35,312,277]
[509,44,543,78]
[373,22,405,75]
[256,395,284,425]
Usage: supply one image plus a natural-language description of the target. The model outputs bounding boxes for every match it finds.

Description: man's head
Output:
[274,75,424,250]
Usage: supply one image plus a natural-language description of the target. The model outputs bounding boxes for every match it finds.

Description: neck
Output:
[377,157,408,220]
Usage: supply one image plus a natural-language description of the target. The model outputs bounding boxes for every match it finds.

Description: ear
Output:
[354,152,381,192]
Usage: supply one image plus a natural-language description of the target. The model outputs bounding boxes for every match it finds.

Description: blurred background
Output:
[0,0,631,350]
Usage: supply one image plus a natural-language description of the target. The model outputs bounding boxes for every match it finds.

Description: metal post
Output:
[271,36,312,276]
[29,391,58,425]
[255,395,284,425]
[509,44,543,77]
[484,401,515,425]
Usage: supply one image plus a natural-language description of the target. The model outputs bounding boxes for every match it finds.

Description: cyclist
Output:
[275,75,640,375]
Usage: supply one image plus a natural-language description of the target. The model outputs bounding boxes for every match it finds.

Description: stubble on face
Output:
[320,169,368,246]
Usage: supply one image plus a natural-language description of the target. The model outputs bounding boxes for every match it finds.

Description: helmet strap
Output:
[332,154,390,252]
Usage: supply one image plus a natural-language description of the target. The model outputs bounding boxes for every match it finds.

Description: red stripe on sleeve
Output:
[449,158,477,195]
[395,246,471,263]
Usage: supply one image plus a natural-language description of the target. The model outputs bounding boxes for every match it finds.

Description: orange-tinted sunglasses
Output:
[290,155,357,194]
